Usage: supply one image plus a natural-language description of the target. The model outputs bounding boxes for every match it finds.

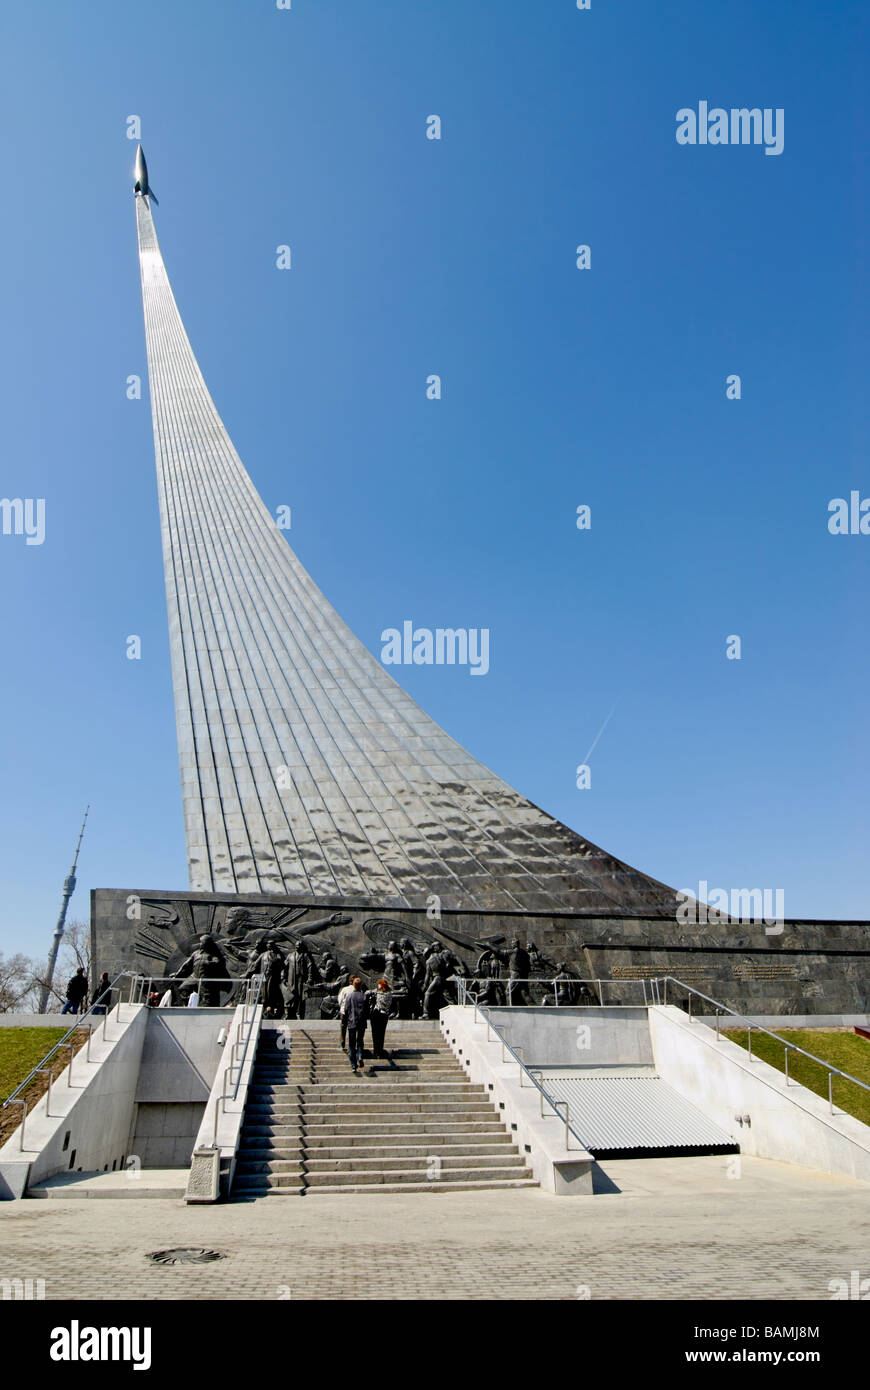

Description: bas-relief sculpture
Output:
[96,891,596,1017]
[91,888,870,1017]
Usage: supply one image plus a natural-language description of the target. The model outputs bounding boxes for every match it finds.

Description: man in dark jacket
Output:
[91,972,113,1014]
[61,967,89,1015]
[340,980,369,1074]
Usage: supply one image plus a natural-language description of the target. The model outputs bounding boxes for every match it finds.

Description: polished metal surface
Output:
[540,1072,736,1152]
[135,183,676,913]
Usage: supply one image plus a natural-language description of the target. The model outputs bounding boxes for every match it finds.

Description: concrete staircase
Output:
[232,1021,537,1197]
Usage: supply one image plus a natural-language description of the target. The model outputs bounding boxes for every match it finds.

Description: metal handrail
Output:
[1,970,130,1116]
[470,1000,586,1152]
[650,976,870,1116]
[230,976,264,1103]
[209,975,264,1146]
[455,976,648,1007]
[127,974,257,1005]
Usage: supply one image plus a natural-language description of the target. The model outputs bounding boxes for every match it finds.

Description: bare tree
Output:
[28,921,92,1012]
[0,952,41,1013]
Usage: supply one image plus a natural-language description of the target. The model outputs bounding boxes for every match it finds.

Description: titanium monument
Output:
[89,148,868,1017]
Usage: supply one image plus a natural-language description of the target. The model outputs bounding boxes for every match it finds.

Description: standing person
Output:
[282,944,305,1019]
[251,940,285,1018]
[337,975,359,1051]
[422,946,451,1019]
[401,940,421,1017]
[91,972,112,1015]
[368,978,392,1060]
[500,938,531,1006]
[341,979,369,1075]
[61,967,88,1015]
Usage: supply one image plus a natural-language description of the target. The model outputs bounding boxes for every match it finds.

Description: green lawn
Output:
[0,1027,69,1100]
[725,1028,870,1127]
[0,1027,90,1147]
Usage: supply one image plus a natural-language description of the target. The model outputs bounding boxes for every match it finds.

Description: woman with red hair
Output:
[368,978,393,1060]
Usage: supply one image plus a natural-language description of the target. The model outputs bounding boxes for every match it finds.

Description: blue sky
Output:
[0,0,867,960]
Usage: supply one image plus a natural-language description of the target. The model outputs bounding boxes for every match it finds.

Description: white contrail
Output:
[583,698,620,766]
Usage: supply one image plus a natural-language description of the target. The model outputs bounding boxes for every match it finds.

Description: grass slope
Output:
[0,1027,88,1148]
[726,1029,870,1127]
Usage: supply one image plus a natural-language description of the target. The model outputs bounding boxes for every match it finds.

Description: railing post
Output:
[553,1099,570,1150]
[66,1043,75,1087]
[784,1046,789,1086]
[715,1008,720,1041]
[747,1024,752,1062]
[35,1068,53,1118]
[17,1097,27,1151]
[829,1072,834,1115]
[213,1095,223,1146]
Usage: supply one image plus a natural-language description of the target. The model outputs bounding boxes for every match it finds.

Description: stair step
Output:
[241,1136,515,1157]
[272,1098,493,1111]
[305,1153,528,1174]
[302,1111,504,1124]
[305,1129,508,1147]
[297,1083,481,1095]
[299,1140,517,1159]
[303,1118,507,1131]
[305,1167,531,1188]
[303,1177,538,1195]
[239,1135,304,1148]
[234,1182,305,1196]
[232,1025,535,1199]
[239,1156,303,1167]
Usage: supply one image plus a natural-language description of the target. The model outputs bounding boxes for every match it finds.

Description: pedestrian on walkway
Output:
[341,979,369,1075]
[337,975,360,1052]
[368,978,392,1059]
[91,972,112,1014]
[61,967,88,1015]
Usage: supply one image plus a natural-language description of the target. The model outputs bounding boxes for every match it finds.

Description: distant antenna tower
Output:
[39,807,89,1013]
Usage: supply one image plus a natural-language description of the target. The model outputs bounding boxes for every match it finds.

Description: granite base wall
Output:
[91,887,870,1018]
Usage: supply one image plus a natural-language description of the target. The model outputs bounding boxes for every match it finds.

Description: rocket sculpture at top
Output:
[133,144,157,204]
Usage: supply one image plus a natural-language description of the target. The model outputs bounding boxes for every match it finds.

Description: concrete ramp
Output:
[541,1070,738,1159]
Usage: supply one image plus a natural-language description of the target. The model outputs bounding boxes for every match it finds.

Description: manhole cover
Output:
[146,1247,225,1265]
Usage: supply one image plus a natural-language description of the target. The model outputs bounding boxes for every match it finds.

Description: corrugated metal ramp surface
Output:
[541,1072,737,1155]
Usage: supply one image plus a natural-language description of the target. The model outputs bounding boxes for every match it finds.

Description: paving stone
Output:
[1,1155,867,1299]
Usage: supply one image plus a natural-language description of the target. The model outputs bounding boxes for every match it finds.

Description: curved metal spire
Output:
[134,182,674,914]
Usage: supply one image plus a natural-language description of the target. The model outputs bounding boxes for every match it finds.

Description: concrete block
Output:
[0,1161,31,1200]
[186,1147,220,1203]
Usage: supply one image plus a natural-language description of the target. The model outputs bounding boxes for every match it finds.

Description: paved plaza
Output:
[2,1155,868,1301]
